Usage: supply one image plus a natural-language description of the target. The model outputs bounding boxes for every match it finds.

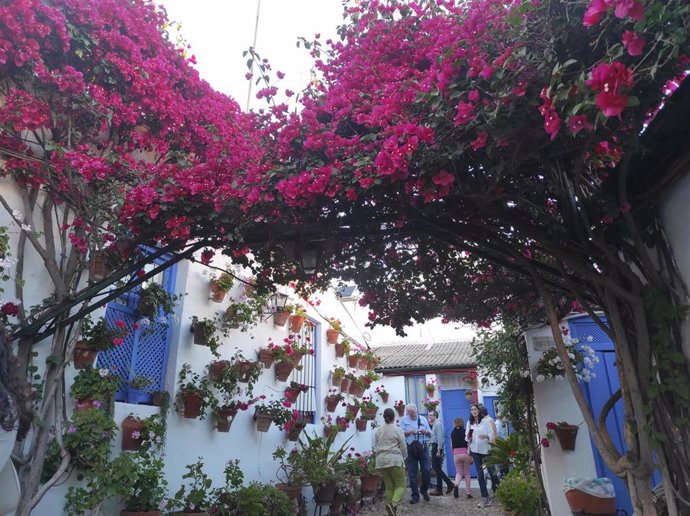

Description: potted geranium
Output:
[325,388,345,412]
[224,299,263,331]
[394,400,406,417]
[285,381,309,403]
[359,396,379,419]
[330,365,346,387]
[335,337,351,358]
[63,408,118,470]
[70,367,119,409]
[425,379,437,395]
[213,399,252,433]
[175,364,214,419]
[283,410,308,441]
[170,459,217,515]
[73,316,127,369]
[190,316,223,356]
[422,397,440,413]
[208,271,234,303]
[374,385,389,403]
[326,317,341,344]
[254,398,294,432]
[273,302,295,327]
[542,421,581,451]
[289,305,308,332]
[534,340,599,383]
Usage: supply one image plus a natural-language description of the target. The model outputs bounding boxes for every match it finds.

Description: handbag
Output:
[409,416,425,459]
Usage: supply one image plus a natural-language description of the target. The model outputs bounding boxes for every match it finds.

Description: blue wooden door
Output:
[568,316,634,516]
[97,258,176,402]
[441,389,473,477]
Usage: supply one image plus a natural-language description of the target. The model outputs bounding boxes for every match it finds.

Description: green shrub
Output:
[495,470,541,515]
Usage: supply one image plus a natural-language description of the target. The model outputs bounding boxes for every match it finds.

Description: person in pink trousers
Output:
[450,416,473,498]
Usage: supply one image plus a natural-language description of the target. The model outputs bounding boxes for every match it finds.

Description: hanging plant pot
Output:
[554,424,579,451]
[326,329,340,344]
[151,391,167,407]
[273,309,291,327]
[348,382,365,398]
[426,387,436,396]
[137,291,156,317]
[378,392,389,404]
[347,355,359,368]
[360,474,379,496]
[181,392,203,418]
[325,396,340,412]
[331,375,342,388]
[285,388,300,404]
[395,405,405,417]
[275,361,294,382]
[313,481,337,505]
[209,360,230,381]
[356,418,367,432]
[323,426,337,438]
[290,351,304,367]
[357,358,368,370]
[236,360,258,383]
[223,306,241,329]
[215,407,238,432]
[347,403,359,419]
[340,377,352,392]
[258,348,274,369]
[254,411,273,432]
[91,251,115,281]
[121,415,144,451]
[363,407,378,419]
[287,424,305,442]
[289,315,305,332]
[73,341,98,369]
[334,343,345,358]
[208,278,229,303]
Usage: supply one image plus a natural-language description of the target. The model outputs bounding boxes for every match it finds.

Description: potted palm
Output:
[208,272,233,303]
[73,316,127,369]
[175,364,214,419]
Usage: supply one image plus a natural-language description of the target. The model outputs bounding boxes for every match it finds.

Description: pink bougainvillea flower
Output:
[611,0,644,21]
[583,0,608,26]
[567,115,593,135]
[539,104,561,140]
[432,170,455,187]
[470,132,488,151]
[621,31,645,56]
[586,62,634,117]
[541,438,550,447]
[453,101,476,126]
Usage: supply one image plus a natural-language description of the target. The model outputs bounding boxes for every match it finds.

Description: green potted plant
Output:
[289,305,308,332]
[335,337,351,358]
[190,316,223,356]
[272,447,306,499]
[223,300,263,331]
[273,302,295,327]
[359,396,379,419]
[209,271,234,303]
[63,408,118,470]
[212,399,253,433]
[73,316,127,369]
[126,374,154,404]
[283,411,308,442]
[175,363,215,419]
[138,282,179,317]
[254,398,294,432]
[331,365,346,387]
[374,385,389,403]
[171,459,217,514]
[495,470,542,515]
[70,367,120,408]
[120,453,169,516]
[325,388,345,412]
[326,317,342,343]
[394,399,406,417]
[284,381,309,403]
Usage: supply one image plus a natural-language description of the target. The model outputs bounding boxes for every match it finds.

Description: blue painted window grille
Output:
[290,319,318,423]
[405,375,426,413]
[96,256,176,403]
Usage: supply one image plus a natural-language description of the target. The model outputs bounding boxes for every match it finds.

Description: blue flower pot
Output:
[126,387,151,405]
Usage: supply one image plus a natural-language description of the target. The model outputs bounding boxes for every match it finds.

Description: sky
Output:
[159,0,344,111]
[158,0,478,344]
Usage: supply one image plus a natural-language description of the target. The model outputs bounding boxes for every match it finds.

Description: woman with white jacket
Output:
[466,404,494,508]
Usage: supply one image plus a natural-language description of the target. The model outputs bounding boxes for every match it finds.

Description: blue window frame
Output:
[405,375,427,413]
[96,255,176,403]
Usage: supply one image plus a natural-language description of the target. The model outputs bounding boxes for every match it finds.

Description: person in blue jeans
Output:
[399,403,432,504]
[466,404,495,507]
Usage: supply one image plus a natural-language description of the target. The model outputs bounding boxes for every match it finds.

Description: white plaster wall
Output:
[524,325,598,516]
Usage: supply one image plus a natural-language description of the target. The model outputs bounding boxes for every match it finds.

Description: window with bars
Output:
[96,256,176,404]
[405,375,427,414]
[289,319,318,423]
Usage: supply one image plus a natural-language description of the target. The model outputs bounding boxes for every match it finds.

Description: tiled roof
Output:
[371,340,475,372]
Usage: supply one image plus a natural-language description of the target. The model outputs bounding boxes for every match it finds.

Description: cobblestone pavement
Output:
[357,487,505,516]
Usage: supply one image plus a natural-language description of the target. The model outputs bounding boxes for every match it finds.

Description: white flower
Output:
[12,210,22,220]
[555,375,564,381]
[536,374,545,382]
[98,368,109,377]
[20,224,32,232]
[571,338,579,344]
[586,336,594,342]
[156,316,168,325]
[139,317,151,326]
[521,370,531,378]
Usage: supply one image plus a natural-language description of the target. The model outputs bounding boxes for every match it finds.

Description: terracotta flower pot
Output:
[273,309,291,327]
[151,391,167,407]
[258,348,274,369]
[349,382,365,398]
[325,396,340,412]
[285,388,300,404]
[209,360,230,381]
[334,343,345,358]
[331,374,343,387]
[254,411,273,432]
[356,418,367,432]
[357,358,368,370]
[326,329,340,344]
[215,407,238,432]
[137,292,156,317]
[208,279,228,303]
[121,415,144,451]
[363,407,378,419]
[347,403,359,418]
[554,424,579,451]
[340,377,352,392]
[395,405,405,417]
[290,351,304,367]
[314,482,337,504]
[236,360,257,383]
[347,355,359,368]
[289,315,305,332]
[275,361,294,382]
[182,392,203,418]
[360,474,379,496]
[379,392,389,403]
[73,341,98,369]
[276,482,302,501]
[287,424,305,442]
[91,251,114,281]
[224,306,240,328]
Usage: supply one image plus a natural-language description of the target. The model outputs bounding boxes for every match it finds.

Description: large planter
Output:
[121,415,144,451]
[360,474,379,497]
[208,279,229,303]
[73,341,98,369]
[313,482,337,505]
[326,329,340,344]
[289,315,306,332]
[254,411,273,432]
[215,407,238,432]
[181,392,203,419]
[356,418,367,432]
[564,489,616,514]
[275,361,294,382]
[258,348,274,369]
[334,343,345,358]
[325,396,340,412]
[554,424,579,451]
[273,309,291,327]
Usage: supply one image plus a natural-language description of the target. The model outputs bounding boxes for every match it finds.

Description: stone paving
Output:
[358,487,505,516]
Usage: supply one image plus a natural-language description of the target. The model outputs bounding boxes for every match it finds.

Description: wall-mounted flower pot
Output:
[378,392,389,404]
[223,306,240,328]
[323,426,337,439]
[357,358,368,370]
[254,411,273,432]
[285,388,300,404]
[554,424,579,451]
[395,405,405,417]
[325,396,340,412]
[208,279,228,303]
[286,425,305,442]
[289,315,305,332]
[91,251,114,281]
[151,391,167,407]
[275,361,294,382]
[258,348,274,369]
[121,415,144,451]
[426,388,436,396]
[126,387,151,405]
[137,292,156,317]
[290,351,304,367]
[73,341,98,369]
[331,375,342,388]
[347,403,359,419]
[326,329,339,344]
[347,355,359,368]
[236,360,258,383]
[340,377,352,392]
[209,360,230,381]
[181,392,203,418]
[356,418,367,432]
[273,309,291,327]
[334,343,345,358]
[349,382,365,398]
[215,407,238,432]
[362,407,378,419]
